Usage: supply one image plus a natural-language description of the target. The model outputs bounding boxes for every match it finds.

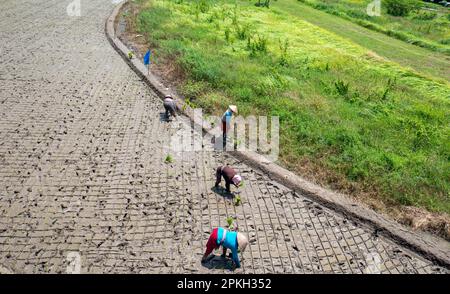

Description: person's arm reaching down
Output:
[231,246,240,268]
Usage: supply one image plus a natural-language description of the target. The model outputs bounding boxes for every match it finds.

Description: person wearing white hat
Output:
[202,227,248,269]
[221,105,238,146]
[215,165,243,193]
[163,94,178,119]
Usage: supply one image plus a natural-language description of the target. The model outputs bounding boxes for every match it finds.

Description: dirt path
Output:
[0,0,447,273]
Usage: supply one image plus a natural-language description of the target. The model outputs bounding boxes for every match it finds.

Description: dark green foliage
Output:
[335,80,349,96]
[384,0,419,17]
[279,38,289,66]
[255,0,271,8]
[247,33,268,57]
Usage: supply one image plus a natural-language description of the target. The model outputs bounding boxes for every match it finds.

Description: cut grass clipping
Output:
[135,0,450,214]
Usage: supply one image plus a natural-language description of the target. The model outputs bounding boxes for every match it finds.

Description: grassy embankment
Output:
[296,0,450,55]
[274,0,450,81]
[132,0,450,218]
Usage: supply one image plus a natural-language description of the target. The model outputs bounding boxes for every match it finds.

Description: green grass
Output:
[297,0,450,55]
[274,0,450,81]
[135,0,450,214]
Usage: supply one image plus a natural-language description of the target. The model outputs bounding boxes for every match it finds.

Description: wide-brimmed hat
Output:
[237,232,248,252]
[231,175,242,187]
[229,105,238,114]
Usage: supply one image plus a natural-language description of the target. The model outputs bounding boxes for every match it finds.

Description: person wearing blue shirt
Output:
[221,105,238,147]
[202,227,248,269]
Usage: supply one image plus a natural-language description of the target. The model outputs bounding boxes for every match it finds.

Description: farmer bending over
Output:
[215,165,242,193]
[202,227,248,269]
[163,94,178,119]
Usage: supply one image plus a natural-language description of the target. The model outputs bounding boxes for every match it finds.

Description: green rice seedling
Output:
[234,195,242,206]
[165,154,174,163]
[226,216,235,230]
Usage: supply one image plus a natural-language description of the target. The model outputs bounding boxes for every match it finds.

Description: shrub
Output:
[439,38,450,45]
[410,10,437,21]
[279,38,289,66]
[207,11,219,23]
[334,80,349,96]
[181,80,208,100]
[196,0,210,14]
[235,24,250,40]
[255,0,271,8]
[254,34,268,52]
[247,33,268,56]
[384,0,419,17]
[182,97,198,111]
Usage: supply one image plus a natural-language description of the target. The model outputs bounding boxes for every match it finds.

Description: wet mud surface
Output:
[0,0,447,273]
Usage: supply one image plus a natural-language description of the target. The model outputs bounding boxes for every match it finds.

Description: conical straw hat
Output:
[229,105,238,114]
[237,232,248,252]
